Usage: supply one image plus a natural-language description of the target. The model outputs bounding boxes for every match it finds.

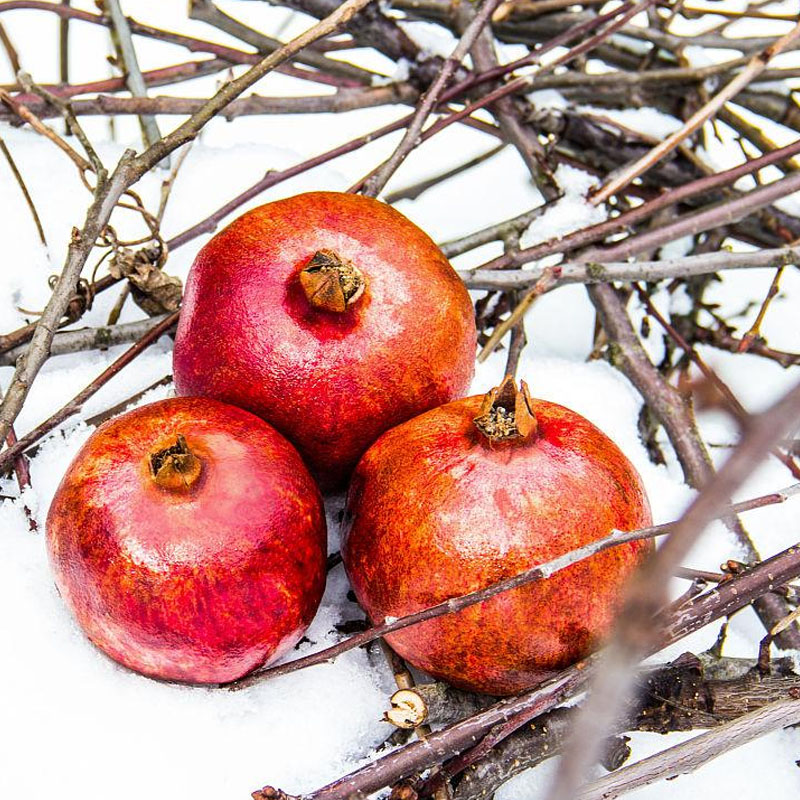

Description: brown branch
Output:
[0,85,419,120]
[548,376,800,799]
[0,86,91,173]
[384,144,504,204]
[0,17,19,72]
[188,0,375,85]
[0,0,378,452]
[5,58,232,102]
[0,133,47,248]
[738,266,786,353]
[58,0,68,85]
[5,426,36,530]
[83,375,171,430]
[258,536,800,800]
[361,0,503,198]
[470,16,556,199]
[591,21,800,205]
[686,321,800,369]
[231,481,800,689]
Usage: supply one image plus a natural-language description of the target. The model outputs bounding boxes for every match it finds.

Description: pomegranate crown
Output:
[299,249,365,313]
[473,376,538,442]
[150,434,203,491]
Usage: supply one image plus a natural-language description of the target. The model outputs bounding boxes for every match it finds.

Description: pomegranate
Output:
[342,377,652,695]
[45,397,326,684]
[172,191,476,489]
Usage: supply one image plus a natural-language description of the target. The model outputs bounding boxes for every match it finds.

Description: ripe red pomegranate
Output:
[343,377,652,695]
[172,191,476,489]
[46,397,326,684]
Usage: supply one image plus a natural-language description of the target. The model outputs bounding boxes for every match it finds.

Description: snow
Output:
[1,2,800,799]
[519,164,608,250]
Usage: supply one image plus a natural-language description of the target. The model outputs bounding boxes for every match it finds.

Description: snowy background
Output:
[1,1,799,798]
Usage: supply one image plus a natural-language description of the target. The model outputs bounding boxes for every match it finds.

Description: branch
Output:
[0,315,169,366]
[0,132,47,247]
[591,20,800,205]
[576,696,800,800]
[548,376,800,799]
[1,85,418,120]
[461,245,800,290]
[361,0,503,198]
[106,0,164,152]
[231,482,800,688]
[0,0,378,450]
[188,0,375,85]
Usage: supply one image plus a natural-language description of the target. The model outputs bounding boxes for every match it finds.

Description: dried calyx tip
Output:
[150,434,202,491]
[300,249,365,313]
[473,375,538,442]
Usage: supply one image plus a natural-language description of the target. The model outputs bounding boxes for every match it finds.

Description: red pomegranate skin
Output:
[342,396,652,695]
[45,397,326,684]
[172,191,476,489]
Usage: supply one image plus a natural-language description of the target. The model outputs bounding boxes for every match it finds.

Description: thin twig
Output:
[591,21,800,205]
[231,482,800,688]
[0,133,47,248]
[361,0,503,198]
[0,17,19,72]
[547,377,800,800]
[105,0,164,155]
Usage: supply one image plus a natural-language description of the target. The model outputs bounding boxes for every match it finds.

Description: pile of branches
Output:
[2,1,800,798]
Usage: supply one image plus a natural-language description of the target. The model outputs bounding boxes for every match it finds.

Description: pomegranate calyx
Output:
[150,434,202,491]
[473,376,538,442]
[299,249,365,313]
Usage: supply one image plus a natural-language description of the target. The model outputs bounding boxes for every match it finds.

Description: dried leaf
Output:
[109,247,182,316]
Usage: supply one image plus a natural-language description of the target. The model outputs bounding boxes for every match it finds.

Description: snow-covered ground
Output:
[1,2,799,798]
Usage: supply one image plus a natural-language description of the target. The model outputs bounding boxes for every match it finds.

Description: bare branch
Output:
[592,21,800,205]
[361,0,503,198]
[0,315,169,367]
[0,133,47,247]
[548,376,800,800]
[231,481,800,688]
[576,697,800,800]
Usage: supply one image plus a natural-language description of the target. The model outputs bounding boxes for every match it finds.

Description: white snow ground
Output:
[0,2,799,798]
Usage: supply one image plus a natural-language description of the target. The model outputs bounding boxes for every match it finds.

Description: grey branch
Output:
[576,696,800,800]
[460,245,800,290]
[0,315,169,367]
[0,0,378,450]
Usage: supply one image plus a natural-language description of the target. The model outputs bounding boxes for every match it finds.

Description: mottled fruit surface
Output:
[172,191,476,488]
[343,394,652,695]
[46,397,326,684]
